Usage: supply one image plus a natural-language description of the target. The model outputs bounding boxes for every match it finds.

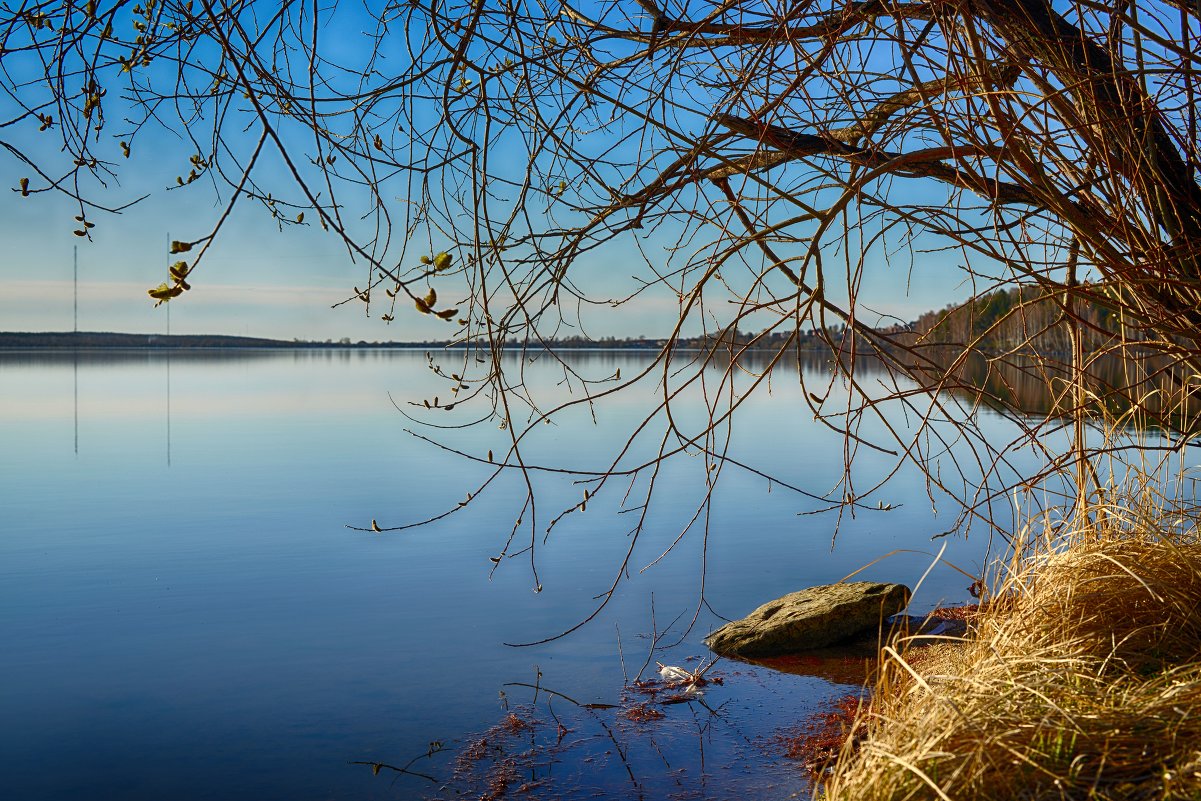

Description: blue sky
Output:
[0,0,978,342]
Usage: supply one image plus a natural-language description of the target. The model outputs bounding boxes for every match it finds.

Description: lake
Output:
[1,348,1027,800]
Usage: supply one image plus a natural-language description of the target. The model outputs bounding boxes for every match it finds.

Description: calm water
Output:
[1,349,1020,800]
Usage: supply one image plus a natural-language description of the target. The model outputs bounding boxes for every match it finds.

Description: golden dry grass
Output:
[821,490,1201,801]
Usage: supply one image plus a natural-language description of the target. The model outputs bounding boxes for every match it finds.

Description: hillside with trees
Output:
[909,286,1138,354]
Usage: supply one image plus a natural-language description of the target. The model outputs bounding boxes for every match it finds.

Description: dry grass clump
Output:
[993,513,1201,671]
[821,495,1201,801]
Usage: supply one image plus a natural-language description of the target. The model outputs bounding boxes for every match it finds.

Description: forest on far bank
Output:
[905,286,1144,354]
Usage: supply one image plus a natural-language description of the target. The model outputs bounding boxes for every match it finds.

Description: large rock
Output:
[705,581,911,658]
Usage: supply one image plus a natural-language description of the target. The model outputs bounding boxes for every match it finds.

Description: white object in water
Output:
[657,663,693,683]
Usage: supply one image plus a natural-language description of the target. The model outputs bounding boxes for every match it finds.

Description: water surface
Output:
[1,349,1014,800]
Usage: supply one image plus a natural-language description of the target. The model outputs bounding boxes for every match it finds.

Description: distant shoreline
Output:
[0,331,429,350]
[0,331,1161,361]
[0,331,681,351]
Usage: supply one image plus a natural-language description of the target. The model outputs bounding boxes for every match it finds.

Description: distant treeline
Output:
[0,332,294,349]
[0,332,459,349]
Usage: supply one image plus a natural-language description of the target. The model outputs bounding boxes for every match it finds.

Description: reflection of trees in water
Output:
[675,346,850,376]
[905,349,1201,434]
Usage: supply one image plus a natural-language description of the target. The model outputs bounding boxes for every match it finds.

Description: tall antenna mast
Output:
[73,245,78,334]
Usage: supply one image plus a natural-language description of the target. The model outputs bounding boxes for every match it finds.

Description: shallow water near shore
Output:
[1,348,1012,800]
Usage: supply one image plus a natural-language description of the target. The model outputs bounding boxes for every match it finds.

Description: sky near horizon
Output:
[0,149,972,341]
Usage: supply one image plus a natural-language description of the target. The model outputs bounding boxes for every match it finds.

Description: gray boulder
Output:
[705,581,911,658]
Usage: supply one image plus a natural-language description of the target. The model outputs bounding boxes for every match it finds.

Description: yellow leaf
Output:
[148,283,182,300]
